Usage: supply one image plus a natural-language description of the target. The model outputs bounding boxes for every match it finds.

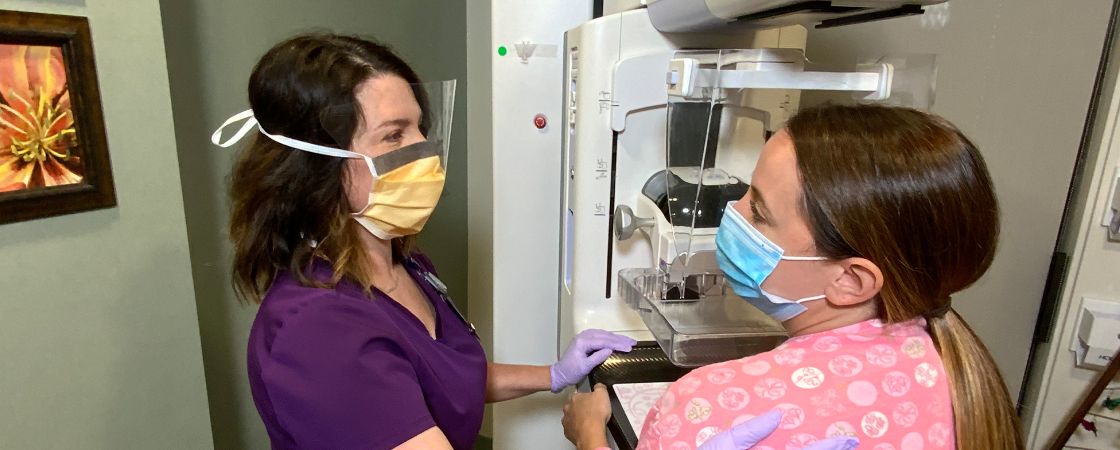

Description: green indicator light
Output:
[497,46,507,56]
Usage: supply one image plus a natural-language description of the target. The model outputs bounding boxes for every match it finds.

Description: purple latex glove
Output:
[696,410,860,450]
[550,329,637,392]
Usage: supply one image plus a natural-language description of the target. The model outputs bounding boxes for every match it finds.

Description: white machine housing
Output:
[558,9,809,347]
[612,0,947,31]
[558,5,912,351]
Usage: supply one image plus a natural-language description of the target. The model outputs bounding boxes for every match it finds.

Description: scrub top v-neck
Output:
[382,264,444,340]
[246,255,487,450]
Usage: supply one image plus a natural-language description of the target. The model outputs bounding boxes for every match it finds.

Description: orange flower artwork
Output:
[0,44,80,192]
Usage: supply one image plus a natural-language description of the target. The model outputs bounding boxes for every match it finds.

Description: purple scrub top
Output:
[246,254,487,450]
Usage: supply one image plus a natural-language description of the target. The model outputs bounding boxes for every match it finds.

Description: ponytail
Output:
[929,309,1023,449]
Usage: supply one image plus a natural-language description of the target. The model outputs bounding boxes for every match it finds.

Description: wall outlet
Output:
[1071,297,1120,370]
[1101,165,1119,232]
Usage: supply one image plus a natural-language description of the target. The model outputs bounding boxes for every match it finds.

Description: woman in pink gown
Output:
[563,104,1022,450]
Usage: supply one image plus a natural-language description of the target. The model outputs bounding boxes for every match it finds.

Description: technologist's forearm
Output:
[485,362,552,403]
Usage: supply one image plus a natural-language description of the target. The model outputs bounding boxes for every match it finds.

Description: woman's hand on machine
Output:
[697,410,860,450]
[550,329,636,393]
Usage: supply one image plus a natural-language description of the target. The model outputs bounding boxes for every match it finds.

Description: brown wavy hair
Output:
[786,104,1022,449]
[228,33,427,303]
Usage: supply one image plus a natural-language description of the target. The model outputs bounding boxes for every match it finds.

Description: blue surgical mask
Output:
[715,201,828,322]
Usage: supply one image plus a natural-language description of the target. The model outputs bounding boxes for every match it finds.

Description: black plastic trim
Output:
[816,4,925,29]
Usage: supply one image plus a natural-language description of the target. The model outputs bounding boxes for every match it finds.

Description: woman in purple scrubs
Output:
[213,33,635,449]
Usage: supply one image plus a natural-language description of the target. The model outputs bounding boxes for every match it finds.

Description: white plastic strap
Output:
[210,109,365,161]
[211,109,258,148]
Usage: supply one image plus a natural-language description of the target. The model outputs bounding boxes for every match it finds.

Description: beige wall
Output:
[159,1,468,448]
[802,0,1113,403]
[0,0,213,448]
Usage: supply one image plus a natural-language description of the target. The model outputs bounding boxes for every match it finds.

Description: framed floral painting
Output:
[0,10,114,225]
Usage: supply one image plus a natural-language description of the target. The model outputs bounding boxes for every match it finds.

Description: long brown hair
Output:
[228,33,426,303]
[786,104,1022,449]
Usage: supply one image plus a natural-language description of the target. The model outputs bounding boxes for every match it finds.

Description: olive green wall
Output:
[0,0,213,448]
[159,0,468,448]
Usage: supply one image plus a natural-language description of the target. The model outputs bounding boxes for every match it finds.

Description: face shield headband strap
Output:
[211,109,376,173]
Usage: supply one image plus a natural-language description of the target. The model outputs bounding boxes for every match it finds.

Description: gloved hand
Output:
[697,410,860,450]
[550,329,636,392]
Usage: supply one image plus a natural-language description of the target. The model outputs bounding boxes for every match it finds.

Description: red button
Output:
[533,114,547,129]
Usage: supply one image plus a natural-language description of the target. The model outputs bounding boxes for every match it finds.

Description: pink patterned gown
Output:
[636,318,955,450]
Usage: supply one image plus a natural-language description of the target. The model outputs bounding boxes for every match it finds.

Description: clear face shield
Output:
[328,79,456,173]
[212,79,457,239]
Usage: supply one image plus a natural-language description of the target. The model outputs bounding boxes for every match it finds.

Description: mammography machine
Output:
[557,1,943,446]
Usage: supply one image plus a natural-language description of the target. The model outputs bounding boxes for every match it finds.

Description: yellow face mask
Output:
[353,150,446,239]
